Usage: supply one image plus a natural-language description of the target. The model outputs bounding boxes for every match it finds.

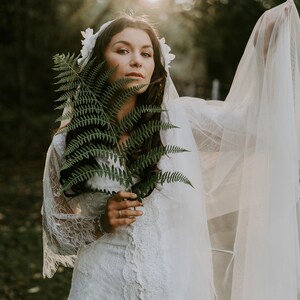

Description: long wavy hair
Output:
[60,15,167,197]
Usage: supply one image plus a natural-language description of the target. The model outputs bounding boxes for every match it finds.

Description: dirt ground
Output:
[0,160,72,300]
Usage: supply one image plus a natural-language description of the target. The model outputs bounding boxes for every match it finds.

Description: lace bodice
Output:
[42,131,169,297]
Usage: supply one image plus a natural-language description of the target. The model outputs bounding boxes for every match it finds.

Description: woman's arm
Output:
[42,138,106,277]
[42,135,143,277]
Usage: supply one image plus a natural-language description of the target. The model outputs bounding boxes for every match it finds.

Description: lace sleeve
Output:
[41,134,107,278]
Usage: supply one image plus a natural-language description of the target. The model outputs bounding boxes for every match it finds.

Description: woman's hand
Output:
[102,191,143,233]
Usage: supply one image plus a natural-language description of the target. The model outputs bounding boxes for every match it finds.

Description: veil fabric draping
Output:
[181,0,300,298]
[42,1,300,299]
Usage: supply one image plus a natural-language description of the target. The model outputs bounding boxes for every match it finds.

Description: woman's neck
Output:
[116,95,137,122]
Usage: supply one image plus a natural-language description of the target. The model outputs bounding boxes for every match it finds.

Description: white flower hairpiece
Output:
[77,21,175,71]
[159,38,175,70]
[77,20,113,66]
[78,28,97,65]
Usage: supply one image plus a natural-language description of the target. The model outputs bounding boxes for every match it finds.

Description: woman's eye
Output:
[117,49,129,54]
[142,52,152,58]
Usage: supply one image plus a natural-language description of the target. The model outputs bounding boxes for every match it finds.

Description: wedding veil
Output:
[181,0,300,298]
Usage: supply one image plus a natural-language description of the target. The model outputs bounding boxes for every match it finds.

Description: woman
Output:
[43,1,300,299]
[43,14,214,299]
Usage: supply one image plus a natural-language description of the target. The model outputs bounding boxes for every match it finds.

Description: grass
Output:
[0,160,72,300]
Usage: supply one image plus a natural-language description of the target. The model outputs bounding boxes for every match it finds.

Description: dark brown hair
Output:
[61,15,167,197]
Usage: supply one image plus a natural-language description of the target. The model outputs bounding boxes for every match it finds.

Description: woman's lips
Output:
[125,72,144,78]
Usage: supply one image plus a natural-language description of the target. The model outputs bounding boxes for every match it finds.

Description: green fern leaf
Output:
[117,106,165,133]
[65,116,111,131]
[53,53,192,198]
[63,128,116,156]
[123,120,178,152]
[60,163,131,193]
[128,145,188,174]
[94,65,117,96]
[108,84,146,121]
[96,77,136,110]
[134,170,193,198]
[158,171,193,187]
[62,145,119,170]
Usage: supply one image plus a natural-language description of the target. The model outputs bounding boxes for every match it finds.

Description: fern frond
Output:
[53,53,192,198]
[55,81,80,93]
[93,64,117,96]
[158,171,193,187]
[133,172,160,197]
[108,84,146,121]
[54,92,75,104]
[128,145,188,174]
[53,53,79,72]
[62,144,119,170]
[54,70,76,81]
[79,57,100,79]
[54,98,72,112]
[63,128,116,156]
[117,105,165,133]
[66,116,111,131]
[60,163,130,192]
[54,54,113,132]
[123,120,178,152]
[53,54,80,84]
[97,77,135,108]
[134,170,193,198]
[57,106,107,122]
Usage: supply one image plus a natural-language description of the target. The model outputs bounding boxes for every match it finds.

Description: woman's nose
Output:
[130,53,142,68]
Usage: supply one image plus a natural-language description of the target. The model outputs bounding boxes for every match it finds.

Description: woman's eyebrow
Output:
[112,40,153,49]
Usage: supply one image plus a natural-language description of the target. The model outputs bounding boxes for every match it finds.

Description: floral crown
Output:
[77,20,175,70]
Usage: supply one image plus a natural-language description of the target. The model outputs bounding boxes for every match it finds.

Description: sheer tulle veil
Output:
[42,1,300,299]
[181,0,300,298]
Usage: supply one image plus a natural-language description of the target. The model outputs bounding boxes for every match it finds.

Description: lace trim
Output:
[122,193,167,300]
[122,156,171,299]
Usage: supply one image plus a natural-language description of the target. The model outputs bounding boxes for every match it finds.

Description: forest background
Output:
[1,0,298,299]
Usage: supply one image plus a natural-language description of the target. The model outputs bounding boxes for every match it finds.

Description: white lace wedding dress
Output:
[43,93,215,299]
[42,1,300,299]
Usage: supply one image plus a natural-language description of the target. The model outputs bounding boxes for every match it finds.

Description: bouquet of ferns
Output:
[53,53,192,199]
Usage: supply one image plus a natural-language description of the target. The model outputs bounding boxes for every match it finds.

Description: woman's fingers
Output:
[106,210,141,230]
[104,191,143,232]
[109,199,142,210]
[118,208,143,218]
[111,191,138,202]
[107,206,142,219]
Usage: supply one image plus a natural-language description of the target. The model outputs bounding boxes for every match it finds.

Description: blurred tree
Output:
[0,0,93,160]
[0,0,60,159]
[0,0,298,160]
[180,0,300,99]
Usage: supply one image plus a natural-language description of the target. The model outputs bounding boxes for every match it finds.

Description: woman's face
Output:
[104,27,155,94]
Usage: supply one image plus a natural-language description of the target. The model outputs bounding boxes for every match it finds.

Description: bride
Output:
[42,1,300,299]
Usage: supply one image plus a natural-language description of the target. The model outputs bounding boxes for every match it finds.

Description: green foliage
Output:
[178,0,300,99]
[128,145,188,175]
[133,171,193,197]
[53,54,192,199]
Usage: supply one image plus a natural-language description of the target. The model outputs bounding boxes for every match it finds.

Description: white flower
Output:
[159,38,175,70]
[78,28,97,65]
[77,21,113,66]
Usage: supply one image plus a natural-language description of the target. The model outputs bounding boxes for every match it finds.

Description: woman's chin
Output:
[125,82,148,94]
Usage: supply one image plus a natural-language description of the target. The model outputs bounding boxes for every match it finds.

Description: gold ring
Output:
[119,210,122,218]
